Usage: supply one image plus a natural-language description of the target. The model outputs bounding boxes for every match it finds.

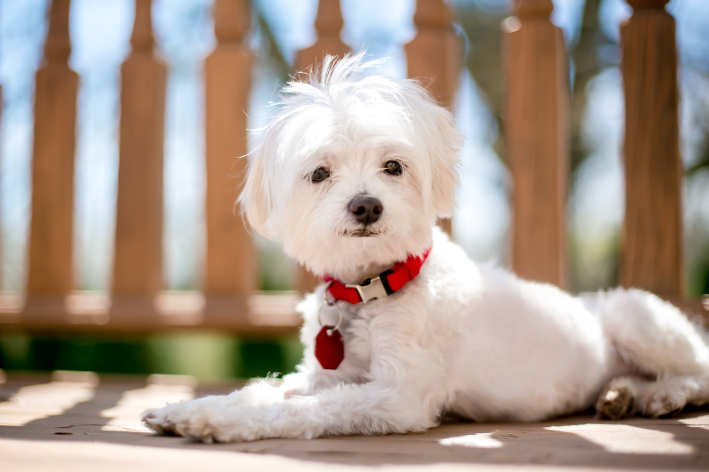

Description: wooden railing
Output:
[504,0,568,289]
[0,0,706,334]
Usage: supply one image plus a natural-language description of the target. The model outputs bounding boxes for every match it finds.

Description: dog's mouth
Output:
[341,228,384,238]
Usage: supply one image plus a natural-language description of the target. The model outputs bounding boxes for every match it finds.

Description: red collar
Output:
[323,247,431,304]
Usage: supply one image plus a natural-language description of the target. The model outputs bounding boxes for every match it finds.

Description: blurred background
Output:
[0,0,708,381]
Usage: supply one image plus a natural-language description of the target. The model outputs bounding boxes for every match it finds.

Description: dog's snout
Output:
[348,195,383,225]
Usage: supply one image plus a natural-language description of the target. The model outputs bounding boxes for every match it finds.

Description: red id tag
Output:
[315,325,344,370]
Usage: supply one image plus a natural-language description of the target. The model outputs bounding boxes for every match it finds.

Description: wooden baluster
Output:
[295,0,349,292]
[503,0,568,288]
[110,0,167,324]
[295,0,349,72]
[23,0,78,322]
[620,0,683,296]
[203,0,253,327]
[405,0,462,237]
[0,84,3,288]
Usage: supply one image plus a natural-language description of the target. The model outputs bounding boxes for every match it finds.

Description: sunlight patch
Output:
[546,424,695,455]
[0,372,98,426]
[100,375,196,431]
[440,432,504,448]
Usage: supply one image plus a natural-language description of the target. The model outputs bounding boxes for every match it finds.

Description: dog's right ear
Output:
[400,81,463,219]
[239,135,277,240]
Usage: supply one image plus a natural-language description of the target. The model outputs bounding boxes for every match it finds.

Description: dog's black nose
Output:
[348,195,383,225]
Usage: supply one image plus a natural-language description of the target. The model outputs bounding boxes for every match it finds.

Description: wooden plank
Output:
[0,83,3,288]
[620,0,683,296]
[23,0,78,322]
[110,0,167,325]
[2,374,709,472]
[503,0,568,289]
[294,0,349,293]
[1,291,302,335]
[404,0,463,237]
[203,0,254,327]
[3,292,705,335]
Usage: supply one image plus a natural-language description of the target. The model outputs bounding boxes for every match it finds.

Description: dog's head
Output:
[240,54,462,280]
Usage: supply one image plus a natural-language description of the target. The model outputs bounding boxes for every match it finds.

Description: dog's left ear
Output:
[239,132,278,240]
[403,82,463,218]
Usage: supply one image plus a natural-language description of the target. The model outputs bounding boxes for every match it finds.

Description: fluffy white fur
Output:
[142,54,709,442]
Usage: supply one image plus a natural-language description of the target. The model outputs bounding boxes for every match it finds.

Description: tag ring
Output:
[318,281,343,333]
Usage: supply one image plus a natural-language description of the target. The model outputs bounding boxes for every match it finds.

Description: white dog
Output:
[142,54,709,443]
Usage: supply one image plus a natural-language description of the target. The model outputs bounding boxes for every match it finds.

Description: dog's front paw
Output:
[142,398,261,443]
[140,401,198,434]
[142,398,217,438]
[142,403,185,435]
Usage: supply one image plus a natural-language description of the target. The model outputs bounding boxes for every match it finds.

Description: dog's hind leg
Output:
[595,288,709,419]
[597,373,709,419]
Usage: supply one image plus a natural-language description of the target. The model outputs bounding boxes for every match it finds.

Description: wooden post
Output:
[203,0,253,326]
[23,0,78,320]
[0,83,3,288]
[294,0,349,292]
[295,0,349,73]
[405,0,462,237]
[620,0,683,296]
[503,0,568,288]
[110,0,167,323]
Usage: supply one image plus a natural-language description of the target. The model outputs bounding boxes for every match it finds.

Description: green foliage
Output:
[0,332,304,381]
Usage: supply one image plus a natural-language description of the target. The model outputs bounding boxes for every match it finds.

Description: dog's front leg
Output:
[142,371,315,435]
[172,379,440,442]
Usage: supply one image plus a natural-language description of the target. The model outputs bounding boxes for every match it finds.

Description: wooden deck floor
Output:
[1,371,708,472]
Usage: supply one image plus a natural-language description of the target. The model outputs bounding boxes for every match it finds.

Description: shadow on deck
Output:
[1,372,708,471]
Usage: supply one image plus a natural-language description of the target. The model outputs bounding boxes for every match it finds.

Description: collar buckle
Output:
[346,276,388,303]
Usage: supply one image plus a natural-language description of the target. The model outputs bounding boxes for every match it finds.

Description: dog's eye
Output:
[311,167,330,183]
[384,160,403,176]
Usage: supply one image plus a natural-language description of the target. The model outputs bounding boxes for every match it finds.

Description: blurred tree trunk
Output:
[569,0,606,174]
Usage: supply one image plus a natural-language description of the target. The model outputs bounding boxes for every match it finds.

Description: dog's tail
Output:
[586,288,709,378]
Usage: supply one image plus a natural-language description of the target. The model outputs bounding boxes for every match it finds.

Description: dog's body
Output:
[143,55,709,442]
